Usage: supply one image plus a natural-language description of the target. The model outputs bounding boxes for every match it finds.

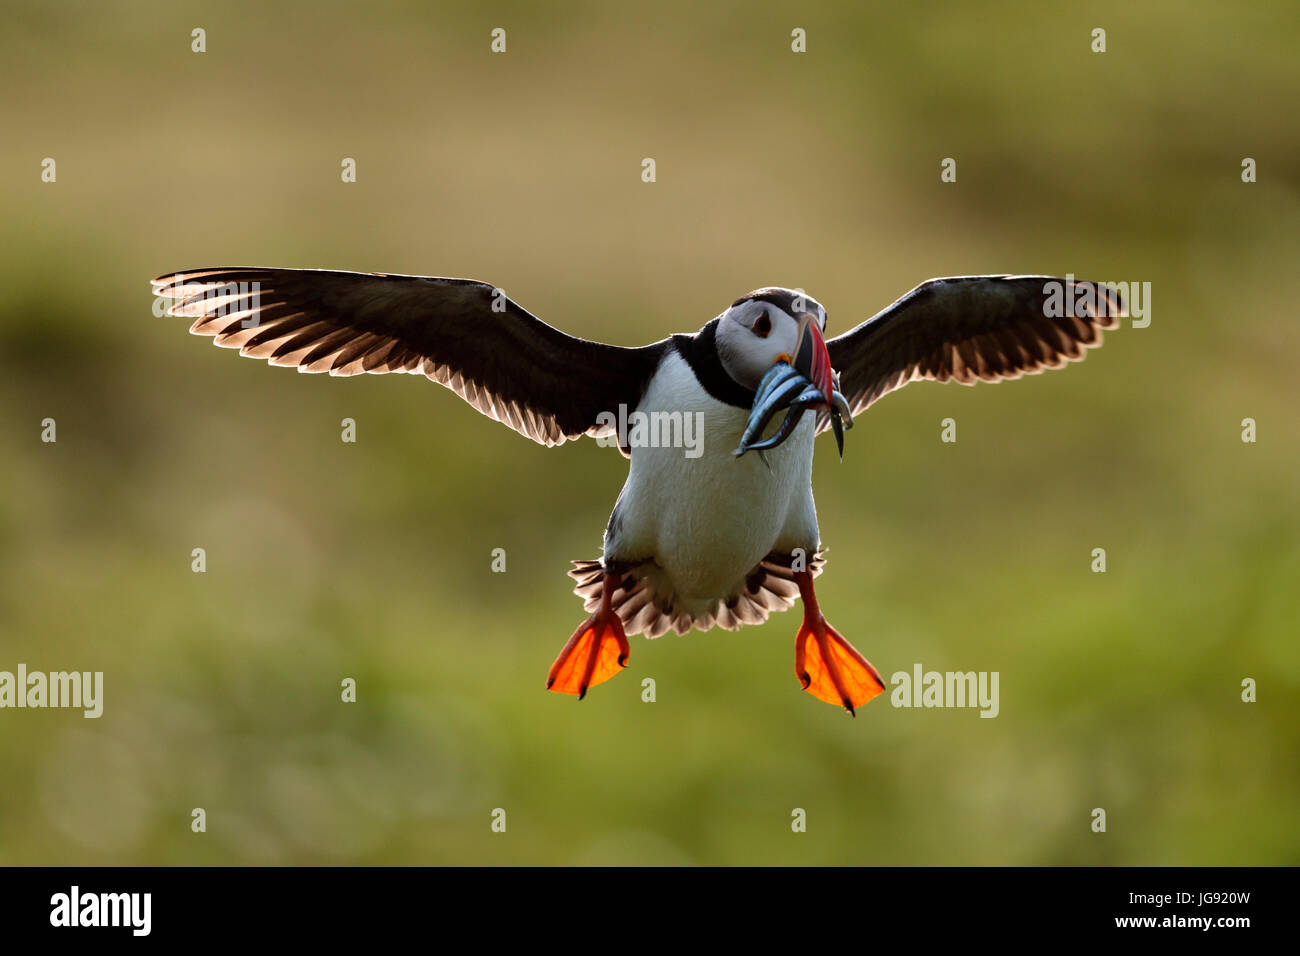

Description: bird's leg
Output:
[793,570,885,715]
[547,572,630,700]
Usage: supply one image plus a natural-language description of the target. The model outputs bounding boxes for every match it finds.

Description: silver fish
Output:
[733,364,812,454]
[738,384,825,453]
[733,362,855,459]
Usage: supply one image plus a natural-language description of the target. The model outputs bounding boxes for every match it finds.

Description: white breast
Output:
[605,351,819,614]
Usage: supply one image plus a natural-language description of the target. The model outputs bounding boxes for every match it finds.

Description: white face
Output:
[715,290,828,390]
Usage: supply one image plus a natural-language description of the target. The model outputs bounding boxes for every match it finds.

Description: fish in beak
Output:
[733,315,854,459]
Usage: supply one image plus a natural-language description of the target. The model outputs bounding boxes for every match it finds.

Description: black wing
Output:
[151,267,669,447]
[825,275,1123,418]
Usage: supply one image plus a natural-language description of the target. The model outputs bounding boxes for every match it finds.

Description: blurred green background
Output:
[1,0,1297,865]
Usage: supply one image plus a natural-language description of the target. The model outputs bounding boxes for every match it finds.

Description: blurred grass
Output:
[0,0,1297,865]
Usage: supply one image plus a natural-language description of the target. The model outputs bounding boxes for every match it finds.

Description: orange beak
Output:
[792,313,834,410]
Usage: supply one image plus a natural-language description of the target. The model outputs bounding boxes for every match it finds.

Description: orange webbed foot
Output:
[547,573,629,699]
[793,570,885,715]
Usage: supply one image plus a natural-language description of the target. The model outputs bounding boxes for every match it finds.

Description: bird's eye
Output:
[753,312,772,337]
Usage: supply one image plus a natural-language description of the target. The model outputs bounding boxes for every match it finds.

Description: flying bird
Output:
[151,269,1121,713]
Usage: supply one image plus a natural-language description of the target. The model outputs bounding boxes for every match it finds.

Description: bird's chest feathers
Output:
[609,353,815,597]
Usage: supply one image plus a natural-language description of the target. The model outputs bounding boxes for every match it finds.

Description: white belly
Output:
[605,352,819,610]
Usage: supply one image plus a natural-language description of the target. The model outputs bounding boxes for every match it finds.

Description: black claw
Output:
[844,699,856,716]
[578,688,587,701]
[618,655,627,667]
[546,678,554,689]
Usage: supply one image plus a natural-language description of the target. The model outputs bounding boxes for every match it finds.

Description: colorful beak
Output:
[792,313,834,410]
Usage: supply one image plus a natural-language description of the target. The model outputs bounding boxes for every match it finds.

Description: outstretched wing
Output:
[151,267,669,447]
[826,275,1123,418]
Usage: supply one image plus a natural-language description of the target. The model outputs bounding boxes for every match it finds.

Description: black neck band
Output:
[671,319,755,410]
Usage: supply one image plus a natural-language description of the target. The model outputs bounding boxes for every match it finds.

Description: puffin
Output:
[151,269,1121,713]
